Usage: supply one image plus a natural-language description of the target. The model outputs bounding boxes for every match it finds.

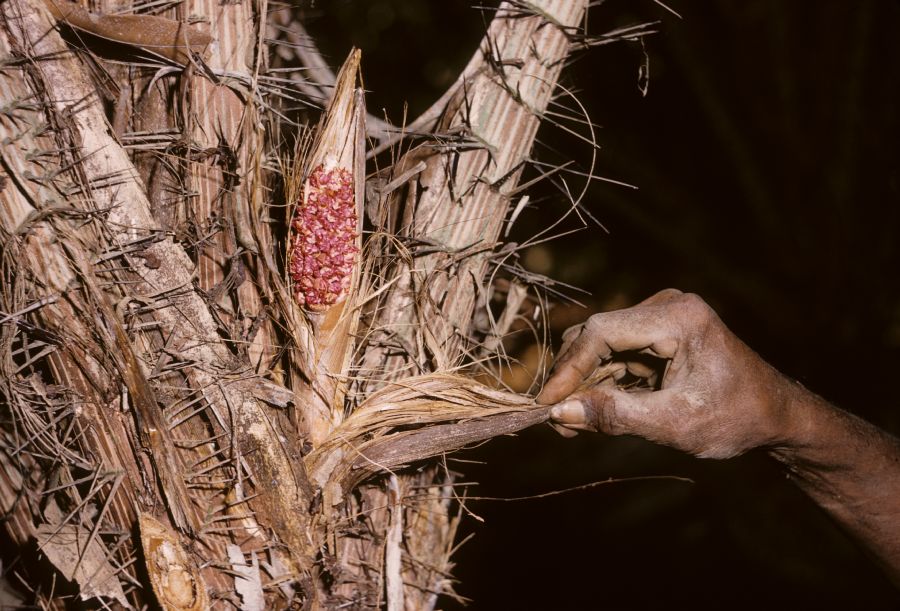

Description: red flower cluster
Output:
[288,165,358,309]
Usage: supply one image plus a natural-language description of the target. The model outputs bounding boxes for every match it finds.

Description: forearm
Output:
[769,382,900,582]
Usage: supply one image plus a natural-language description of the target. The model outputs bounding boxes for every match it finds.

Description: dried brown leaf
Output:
[43,0,211,65]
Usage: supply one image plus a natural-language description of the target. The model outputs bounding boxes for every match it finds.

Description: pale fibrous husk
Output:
[308,364,620,501]
[283,49,367,448]
[308,375,543,498]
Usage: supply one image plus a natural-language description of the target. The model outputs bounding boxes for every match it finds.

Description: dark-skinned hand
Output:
[537,288,900,584]
[537,289,793,458]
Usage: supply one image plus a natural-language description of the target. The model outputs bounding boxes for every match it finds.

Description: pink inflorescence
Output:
[288,165,358,309]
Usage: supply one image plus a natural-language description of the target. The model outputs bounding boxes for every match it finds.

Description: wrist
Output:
[764,376,849,470]
[739,357,806,450]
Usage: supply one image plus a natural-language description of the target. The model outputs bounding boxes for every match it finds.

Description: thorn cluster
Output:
[289,165,358,310]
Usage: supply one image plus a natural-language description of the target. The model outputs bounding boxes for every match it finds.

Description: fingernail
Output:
[550,399,585,424]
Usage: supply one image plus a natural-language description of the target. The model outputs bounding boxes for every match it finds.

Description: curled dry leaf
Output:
[306,366,619,497]
[307,374,545,500]
[139,514,209,611]
[42,0,212,65]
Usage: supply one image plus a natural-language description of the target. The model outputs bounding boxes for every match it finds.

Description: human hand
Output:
[537,289,796,458]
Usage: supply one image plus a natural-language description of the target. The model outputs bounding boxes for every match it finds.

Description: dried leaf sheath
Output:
[41,0,212,65]
[286,49,366,446]
[308,374,544,493]
[357,0,589,393]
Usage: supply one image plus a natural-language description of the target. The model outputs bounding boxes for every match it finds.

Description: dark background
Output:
[307,1,900,609]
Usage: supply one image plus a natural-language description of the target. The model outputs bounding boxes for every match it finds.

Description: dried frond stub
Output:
[139,513,209,611]
[288,48,364,316]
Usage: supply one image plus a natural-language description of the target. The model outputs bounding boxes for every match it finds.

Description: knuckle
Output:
[678,291,707,311]
[584,312,606,333]
[677,292,714,324]
[657,287,684,299]
[583,391,618,434]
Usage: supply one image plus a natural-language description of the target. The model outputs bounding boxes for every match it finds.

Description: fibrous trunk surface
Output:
[0,0,609,608]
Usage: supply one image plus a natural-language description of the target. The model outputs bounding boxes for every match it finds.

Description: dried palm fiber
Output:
[309,363,621,494]
[0,0,316,606]
[0,0,606,607]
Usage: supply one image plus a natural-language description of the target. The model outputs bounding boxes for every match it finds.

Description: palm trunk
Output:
[0,0,588,608]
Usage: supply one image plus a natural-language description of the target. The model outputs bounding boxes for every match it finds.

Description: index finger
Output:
[536,327,600,404]
[537,302,682,404]
[582,305,680,359]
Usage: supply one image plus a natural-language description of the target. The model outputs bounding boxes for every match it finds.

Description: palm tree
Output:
[0,1,647,607]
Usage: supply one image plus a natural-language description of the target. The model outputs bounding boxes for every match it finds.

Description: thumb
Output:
[550,387,670,437]
[549,387,626,435]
